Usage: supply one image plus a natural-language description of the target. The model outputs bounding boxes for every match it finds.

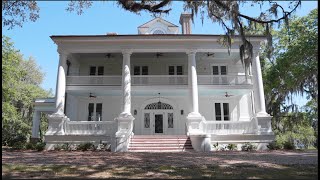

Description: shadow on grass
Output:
[2,163,318,179]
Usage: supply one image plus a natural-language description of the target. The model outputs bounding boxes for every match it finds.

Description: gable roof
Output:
[138,17,179,28]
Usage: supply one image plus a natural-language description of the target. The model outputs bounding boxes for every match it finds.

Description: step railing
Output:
[64,120,116,135]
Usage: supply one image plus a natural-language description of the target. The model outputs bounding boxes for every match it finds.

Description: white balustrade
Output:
[132,75,188,85]
[66,75,251,86]
[197,75,252,85]
[202,118,258,135]
[64,120,116,135]
[66,76,122,86]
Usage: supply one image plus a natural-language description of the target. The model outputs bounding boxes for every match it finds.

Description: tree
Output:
[2,0,302,72]
[2,36,52,147]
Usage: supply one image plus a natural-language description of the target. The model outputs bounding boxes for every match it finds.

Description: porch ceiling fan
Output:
[105,53,114,59]
[206,52,215,57]
[89,93,96,98]
[156,52,164,58]
[225,92,234,97]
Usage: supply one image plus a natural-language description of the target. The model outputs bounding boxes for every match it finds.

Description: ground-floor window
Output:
[214,103,229,121]
[88,103,102,121]
[144,113,150,128]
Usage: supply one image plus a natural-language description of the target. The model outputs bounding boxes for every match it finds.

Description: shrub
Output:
[267,141,282,150]
[61,143,74,151]
[25,142,36,150]
[35,142,46,151]
[54,144,62,151]
[283,140,295,150]
[10,134,28,150]
[241,143,257,151]
[77,142,94,151]
[227,144,237,151]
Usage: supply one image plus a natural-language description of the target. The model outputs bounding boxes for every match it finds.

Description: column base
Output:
[186,112,204,135]
[255,114,273,135]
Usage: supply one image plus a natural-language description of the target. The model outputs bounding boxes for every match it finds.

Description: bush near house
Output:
[241,143,257,151]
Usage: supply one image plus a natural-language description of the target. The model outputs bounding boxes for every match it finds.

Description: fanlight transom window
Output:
[153,29,165,34]
[145,102,173,109]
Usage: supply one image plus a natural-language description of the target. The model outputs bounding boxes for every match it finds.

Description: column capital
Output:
[57,49,69,57]
[122,49,133,56]
[186,49,197,55]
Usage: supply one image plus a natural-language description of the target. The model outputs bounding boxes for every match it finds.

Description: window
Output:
[153,29,165,34]
[134,66,148,75]
[90,66,104,76]
[214,103,229,121]
[144,113,150,128]
[168,66,183,75]
[212,66,227,75]
[88,103,103,121]
[168,113,173,128]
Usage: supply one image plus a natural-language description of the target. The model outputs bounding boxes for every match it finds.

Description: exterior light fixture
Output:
[181,110,184,115]
[134,110,137,115]
[157,93,161,109]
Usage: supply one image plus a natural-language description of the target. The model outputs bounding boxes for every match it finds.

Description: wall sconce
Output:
[134,110,137,115]
[181,110,184,115]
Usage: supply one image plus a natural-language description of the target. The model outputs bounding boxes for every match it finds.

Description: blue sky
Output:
[2,1,317,106]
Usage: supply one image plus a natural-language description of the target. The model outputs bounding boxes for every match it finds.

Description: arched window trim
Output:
[145,102,173,110]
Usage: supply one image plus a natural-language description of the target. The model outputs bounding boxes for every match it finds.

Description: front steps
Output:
[128,135,193,152]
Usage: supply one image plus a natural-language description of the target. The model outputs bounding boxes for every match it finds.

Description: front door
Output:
[154,114,163,134]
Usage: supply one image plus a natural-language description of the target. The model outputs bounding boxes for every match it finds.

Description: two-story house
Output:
[31,13,274,152]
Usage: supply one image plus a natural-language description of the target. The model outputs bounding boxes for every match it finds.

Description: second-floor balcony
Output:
[66,75,252,86]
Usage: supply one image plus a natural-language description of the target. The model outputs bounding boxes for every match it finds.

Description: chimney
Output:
[179,13,192,34]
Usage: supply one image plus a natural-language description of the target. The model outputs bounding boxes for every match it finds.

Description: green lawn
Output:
[2,163,318,179]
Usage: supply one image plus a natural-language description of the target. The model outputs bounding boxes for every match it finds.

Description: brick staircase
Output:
[128,135,194,152]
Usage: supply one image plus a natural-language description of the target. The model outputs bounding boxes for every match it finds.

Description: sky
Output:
[2,1,317,107]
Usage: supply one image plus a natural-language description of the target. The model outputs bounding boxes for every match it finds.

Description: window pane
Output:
[144,113,150,128]
[223,103,229,121]
[212,66,219,75]
[215,103,221,121]
[90,66,96,75]
[88,103,94,121]
[177,66,183,75]
[134,66,140,75]
[221,66,227,75]
[97,66,104,75]
[168,113,173,128]
[169,66,174,75]
[142,66,148,75]
[96,103,102,121]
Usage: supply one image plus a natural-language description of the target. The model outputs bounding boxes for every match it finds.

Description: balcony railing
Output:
[66,75,252,86]
[197,75,252,85]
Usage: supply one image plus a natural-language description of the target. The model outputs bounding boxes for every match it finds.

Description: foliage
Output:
[2,1,303,72]
[267,141,282,150]
[2,36,52,147]
[226,144,237,151]
[77,142,95,151]
[35,142,46,151]
[241,143,257,151]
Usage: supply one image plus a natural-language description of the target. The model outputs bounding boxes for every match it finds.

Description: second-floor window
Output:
[90,66,104,76]
[168,66,183,75]
[134,66,148,75]
[212,65,227,75]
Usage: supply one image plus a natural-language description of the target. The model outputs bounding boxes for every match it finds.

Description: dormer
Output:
[138,17,179,34]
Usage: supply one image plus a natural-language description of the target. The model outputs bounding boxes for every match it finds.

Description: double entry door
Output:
[143,111,174,135]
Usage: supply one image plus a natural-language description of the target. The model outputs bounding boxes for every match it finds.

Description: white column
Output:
[54,52,68,115]
[31,111,41,138]
[119,50,132,117]
[252,51,267,116]
[187,50,201,117]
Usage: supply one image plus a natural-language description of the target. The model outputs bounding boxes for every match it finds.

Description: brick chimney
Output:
[179,13,192,34]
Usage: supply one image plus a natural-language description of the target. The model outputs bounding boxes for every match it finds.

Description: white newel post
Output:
[186,50,210,152]
[252,51,273,136]
[114,50,135,152]
[31,111,41,139]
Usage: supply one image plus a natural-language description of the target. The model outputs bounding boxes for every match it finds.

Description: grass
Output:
[2,163,318,179]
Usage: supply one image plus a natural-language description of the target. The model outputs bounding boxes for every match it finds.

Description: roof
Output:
[51,34,266,38]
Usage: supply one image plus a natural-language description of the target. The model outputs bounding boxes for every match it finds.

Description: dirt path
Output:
[2,150,317,167]
[2,150,318,179]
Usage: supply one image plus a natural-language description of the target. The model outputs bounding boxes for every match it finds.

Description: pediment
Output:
[138,17,179,34]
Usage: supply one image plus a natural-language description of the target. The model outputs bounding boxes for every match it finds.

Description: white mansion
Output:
[32,13,274,152]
